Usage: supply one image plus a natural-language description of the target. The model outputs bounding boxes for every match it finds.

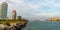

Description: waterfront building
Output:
[0,2,8,19]
[16,16,22,20]
[9,10,16,20]
[48,17,60,21]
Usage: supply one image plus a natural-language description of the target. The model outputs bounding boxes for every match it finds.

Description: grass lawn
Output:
[0,20,28,24]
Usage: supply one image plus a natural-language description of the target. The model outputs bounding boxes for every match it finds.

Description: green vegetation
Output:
[5,22,11,26]
[0,20,28,25]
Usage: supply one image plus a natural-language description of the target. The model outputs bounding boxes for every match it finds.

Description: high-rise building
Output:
[9,10,16,20]
[0,2,8,19]
[12,10,16,20]
[0,7,2,19]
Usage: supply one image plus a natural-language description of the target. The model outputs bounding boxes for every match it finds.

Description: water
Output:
[23,20,60,30]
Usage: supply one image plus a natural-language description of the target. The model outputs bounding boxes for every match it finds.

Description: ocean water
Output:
[23,20,60,30]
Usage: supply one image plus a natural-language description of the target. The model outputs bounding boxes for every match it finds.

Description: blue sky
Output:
[0,0,60,20]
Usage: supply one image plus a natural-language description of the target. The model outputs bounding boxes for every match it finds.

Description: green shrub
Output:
[5,22,11,26]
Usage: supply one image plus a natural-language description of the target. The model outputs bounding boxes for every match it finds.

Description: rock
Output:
[3,20,28,30]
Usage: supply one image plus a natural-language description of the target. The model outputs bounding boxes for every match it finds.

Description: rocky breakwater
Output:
[3,20,28,30]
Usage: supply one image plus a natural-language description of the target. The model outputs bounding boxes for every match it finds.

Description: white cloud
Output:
[0,0,60,20]
[53,3,60,7]
[6,0,60,20]
[27,3,38,9]
[35,10,60,18]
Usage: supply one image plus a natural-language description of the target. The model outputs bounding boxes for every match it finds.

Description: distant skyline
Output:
[0,0,60,20]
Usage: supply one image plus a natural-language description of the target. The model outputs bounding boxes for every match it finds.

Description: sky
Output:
[0,0,60,20]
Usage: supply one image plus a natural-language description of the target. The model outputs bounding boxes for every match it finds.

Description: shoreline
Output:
[0,20,28,30]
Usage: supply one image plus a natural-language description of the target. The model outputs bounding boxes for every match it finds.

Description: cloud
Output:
[8,0,60,20]
[0,0,60,20]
